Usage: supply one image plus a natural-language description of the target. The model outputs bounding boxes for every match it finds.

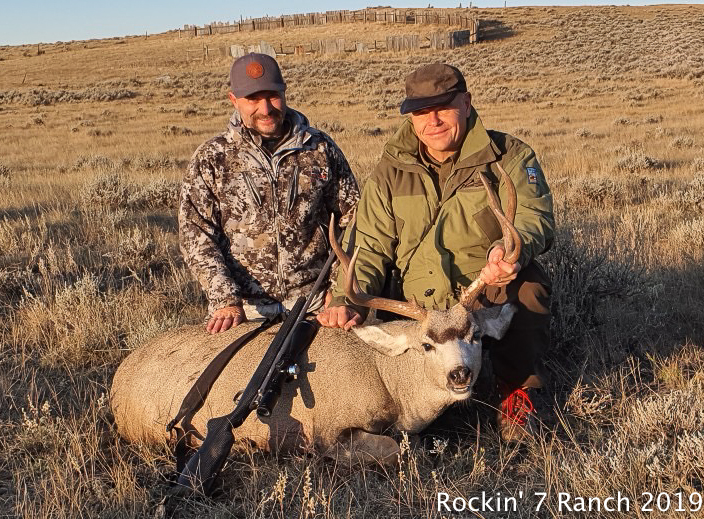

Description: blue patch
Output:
[526,167,539,184]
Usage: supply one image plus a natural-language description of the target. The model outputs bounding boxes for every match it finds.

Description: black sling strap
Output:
[166,315,281,439]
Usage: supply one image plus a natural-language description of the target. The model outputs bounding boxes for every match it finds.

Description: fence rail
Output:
[186,27,480,62]
[183,8,478,37]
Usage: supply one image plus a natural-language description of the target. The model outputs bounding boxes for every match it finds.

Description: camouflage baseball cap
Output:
[230,53,286,98]
[400,63,467,115]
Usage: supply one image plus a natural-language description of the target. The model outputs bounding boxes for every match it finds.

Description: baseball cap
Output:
[400,63,467,115]
[229,53,286,98]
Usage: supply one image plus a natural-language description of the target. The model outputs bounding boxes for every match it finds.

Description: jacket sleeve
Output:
[492,144,554,267]
[323,138,360,227]
[179,151,241,314]
[328,164,396,312]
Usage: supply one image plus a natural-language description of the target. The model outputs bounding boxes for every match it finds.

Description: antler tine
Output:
[328,212,353,276]
[328,213,428,321]
[459,166,522,308]
[492,163,521,264]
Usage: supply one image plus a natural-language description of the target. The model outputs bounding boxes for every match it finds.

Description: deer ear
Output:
[473,304,516,340]
[352,325,410,356]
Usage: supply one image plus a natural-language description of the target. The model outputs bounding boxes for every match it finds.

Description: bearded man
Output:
[180,53,360,334]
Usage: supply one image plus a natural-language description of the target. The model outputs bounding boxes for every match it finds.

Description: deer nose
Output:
[449,366,471,386]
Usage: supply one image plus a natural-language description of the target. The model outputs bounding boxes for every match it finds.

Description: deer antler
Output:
[458,163,522,309]
[329,214,428,321]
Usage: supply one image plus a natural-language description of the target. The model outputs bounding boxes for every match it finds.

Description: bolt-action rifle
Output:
[172,246,338,495]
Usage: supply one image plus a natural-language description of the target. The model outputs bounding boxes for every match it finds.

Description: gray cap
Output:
[400,63,467,115]
[229,53,286,98]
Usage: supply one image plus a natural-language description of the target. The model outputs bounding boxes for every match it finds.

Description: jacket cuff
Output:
[208,296,243,316]
[206,272,241,311]
[327,295,370,320]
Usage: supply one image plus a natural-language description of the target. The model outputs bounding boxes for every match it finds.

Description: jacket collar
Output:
[383,107,499,169]
[456,108,500,168]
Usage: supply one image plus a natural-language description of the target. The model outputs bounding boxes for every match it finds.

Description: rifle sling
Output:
[170,229,343,438]
[166,315,281,436]
[173,298,307,491]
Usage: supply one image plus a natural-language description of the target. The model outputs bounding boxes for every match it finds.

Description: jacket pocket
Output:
[240,170,263,208]
[296,165,330,210]
[287,166,300,214]
[472,206,502,244]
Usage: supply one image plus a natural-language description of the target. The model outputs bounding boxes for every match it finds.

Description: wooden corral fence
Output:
[182,8,478,37]
[186,28,478,61]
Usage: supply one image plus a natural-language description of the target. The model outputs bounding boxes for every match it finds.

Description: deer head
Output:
[329,164,521,397]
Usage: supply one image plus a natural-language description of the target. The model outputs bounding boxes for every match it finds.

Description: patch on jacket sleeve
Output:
[310,166,329,181]
[526,167,540,184]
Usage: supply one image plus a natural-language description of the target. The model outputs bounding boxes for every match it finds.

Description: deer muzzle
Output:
[448,366,472,393]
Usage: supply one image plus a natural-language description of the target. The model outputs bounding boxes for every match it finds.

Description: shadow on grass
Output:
[479,19,515,41]
[0,205,42,221]
[142,212,178,233]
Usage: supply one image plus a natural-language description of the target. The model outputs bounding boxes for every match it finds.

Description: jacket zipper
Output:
[242,131,312,301]
[287,166,299,215]
[241,170,263,207]
[242,148,286,298]
[268,136,311,300]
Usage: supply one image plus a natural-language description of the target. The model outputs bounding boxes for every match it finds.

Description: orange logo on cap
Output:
[246,62,264,79]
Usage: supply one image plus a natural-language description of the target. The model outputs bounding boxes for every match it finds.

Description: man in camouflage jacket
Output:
[318,63,554,443]
[179,53,359,334]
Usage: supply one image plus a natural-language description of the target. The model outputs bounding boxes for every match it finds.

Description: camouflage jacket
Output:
[179,108,360,315]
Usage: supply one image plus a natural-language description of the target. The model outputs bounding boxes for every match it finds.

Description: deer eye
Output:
[472,331,481,342]
[422,343,435,352]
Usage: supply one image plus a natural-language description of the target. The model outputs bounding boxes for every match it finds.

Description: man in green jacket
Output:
[317,63,554,443]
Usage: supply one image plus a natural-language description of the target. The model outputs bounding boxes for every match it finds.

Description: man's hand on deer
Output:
[316,292,364,331]
[207,305,247,334]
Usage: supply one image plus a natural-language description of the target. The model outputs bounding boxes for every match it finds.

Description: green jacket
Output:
[330,108,554,312]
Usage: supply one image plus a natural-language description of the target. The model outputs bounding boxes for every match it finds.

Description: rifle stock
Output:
[177,414,238,494]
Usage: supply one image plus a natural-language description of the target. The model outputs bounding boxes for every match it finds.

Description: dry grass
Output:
[2,4,704,518]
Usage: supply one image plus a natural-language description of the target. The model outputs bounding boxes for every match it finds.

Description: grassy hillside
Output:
[1,4,704,517]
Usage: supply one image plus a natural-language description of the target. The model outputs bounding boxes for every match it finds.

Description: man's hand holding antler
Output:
[479,246,520,288]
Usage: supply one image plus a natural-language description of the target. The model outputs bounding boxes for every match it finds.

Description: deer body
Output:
[110,312,509,460]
